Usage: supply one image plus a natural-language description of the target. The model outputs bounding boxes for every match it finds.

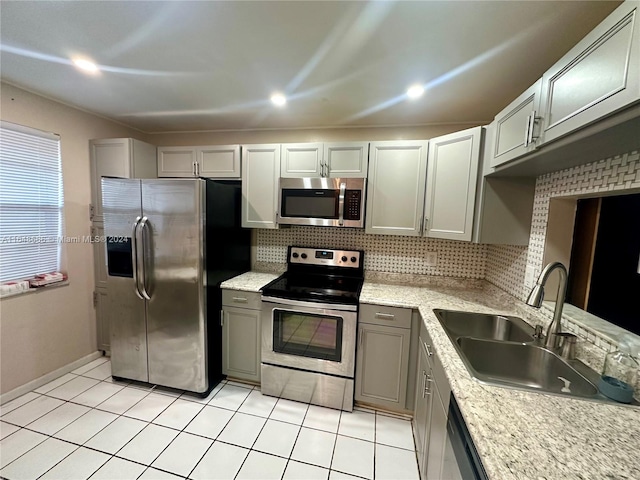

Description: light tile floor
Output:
[0,358,420,480]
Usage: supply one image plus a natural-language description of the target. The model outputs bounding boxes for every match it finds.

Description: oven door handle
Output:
[338,182,346,226]
[262,296,357,312]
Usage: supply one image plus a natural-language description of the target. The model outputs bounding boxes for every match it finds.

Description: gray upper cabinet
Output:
[539,1,639,146]
[366,140,428,236]
[473,124,535,245]
[280,143,324,177]
[281,142,368,178]
[490,79,543,168]
[90,138,156,222]
[158,145,240,178]
[324,142,369,177]
[424,127,482,242]
[242,144,281,229]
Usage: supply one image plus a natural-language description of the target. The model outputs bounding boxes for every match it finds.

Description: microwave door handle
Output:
[338,182,346,226]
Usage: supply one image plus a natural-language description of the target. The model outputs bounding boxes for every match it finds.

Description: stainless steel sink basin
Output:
[455,337,599,398]
[432,309,607,400]
[434,309,534,343]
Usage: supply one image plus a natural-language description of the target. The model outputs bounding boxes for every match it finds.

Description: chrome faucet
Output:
[525,262,568,350]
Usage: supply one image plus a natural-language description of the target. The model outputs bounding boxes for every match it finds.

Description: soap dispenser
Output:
[599,340,639,403]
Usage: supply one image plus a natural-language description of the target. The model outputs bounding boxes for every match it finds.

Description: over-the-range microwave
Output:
[277,177,366,228]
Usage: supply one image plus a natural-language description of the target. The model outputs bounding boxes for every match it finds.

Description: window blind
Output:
[0,121,63,283]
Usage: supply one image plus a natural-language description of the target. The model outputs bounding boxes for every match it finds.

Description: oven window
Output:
[281,189,338,219]
[273,310,343,362]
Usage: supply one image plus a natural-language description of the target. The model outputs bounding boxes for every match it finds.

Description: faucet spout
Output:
[525,262,568,350]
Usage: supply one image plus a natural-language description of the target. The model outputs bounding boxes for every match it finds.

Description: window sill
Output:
[0,280,70,300]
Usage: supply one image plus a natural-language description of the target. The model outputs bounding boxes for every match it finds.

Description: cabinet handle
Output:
[320,163,325,177]
[425,374,433,396]
[232,297,248,303]
[424,342,433,357]
[421,370,427,398]
[523,114,531,147]
[193,161,197,176]
[195,161,200,177]
[528,110,541,145]
[374,312,395,320]
[220,310,224,327]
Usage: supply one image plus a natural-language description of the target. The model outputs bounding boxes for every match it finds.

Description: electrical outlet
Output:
[425,252,438,267]
[525,265,536,289]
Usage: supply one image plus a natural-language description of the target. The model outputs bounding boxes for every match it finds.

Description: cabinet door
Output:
[366,141,428,236]
[355,323,410,409]
[198,145,241,178]
[222,306,261,382]
[491,79,543,168]
[281,143,323,177]
[95,289,109,353]
[424,127,481,242]
[241,144,281,229]
[540,1,640,145]
[425,386,447,480]
[90,139,132,222]
[157,146,196,177]
[413,344,432,479]
[324,142,369,178]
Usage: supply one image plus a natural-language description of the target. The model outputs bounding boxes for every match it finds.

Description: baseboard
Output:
[1,351,104,405]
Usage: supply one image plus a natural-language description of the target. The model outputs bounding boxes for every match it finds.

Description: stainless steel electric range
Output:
[260,246,364,411]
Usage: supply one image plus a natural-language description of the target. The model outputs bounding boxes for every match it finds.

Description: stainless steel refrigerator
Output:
[102,178,250,395]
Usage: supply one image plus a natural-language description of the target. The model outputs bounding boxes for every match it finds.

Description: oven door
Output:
[261,297,357,378]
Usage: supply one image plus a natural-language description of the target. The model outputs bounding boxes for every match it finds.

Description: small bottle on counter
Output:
[599,340,639,403]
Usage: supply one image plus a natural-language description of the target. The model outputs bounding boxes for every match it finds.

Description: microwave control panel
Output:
[344,190,362,220]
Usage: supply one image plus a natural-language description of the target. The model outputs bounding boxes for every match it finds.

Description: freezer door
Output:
[102,178,148,382]
[141,179,208,392]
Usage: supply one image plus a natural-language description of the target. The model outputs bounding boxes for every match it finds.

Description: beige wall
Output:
[148,123,474,146]
[0,83,148,393]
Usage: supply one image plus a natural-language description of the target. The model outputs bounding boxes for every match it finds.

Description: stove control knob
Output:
[292,252,299,258]
[341,256,348,262]
[351,257,357,263]
[301,253,307,259]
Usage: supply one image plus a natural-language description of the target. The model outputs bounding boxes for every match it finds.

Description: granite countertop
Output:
[220,271,279,292]
[222,271,640,479]
[360,281,640,480]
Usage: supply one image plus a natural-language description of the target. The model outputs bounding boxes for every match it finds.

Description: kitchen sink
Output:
[433,309,534,343]
[433,309,606,401]
[455,337,599,398]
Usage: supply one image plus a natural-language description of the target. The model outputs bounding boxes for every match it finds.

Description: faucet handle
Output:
[533,325,544,340]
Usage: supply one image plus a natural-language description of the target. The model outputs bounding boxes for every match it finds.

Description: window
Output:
[0,121,63,283]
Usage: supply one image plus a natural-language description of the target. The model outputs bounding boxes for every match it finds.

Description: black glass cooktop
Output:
[261,273,364,305]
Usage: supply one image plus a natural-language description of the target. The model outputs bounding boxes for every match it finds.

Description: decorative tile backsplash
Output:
[257,227,487,278]
[485,149,640,302]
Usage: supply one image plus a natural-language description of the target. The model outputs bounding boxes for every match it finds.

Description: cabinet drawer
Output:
[359,303,412,329]
[222,289,262,310]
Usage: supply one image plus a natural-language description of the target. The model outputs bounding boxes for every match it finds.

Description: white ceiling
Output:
[0,1,621,133]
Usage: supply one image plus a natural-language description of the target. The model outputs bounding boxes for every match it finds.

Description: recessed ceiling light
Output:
[72,58,99,73]
[407,84,425,99]
[270,93,287,107]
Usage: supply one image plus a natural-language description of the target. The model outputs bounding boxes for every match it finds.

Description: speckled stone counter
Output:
[361,280,640,480]
[220,271,278,292]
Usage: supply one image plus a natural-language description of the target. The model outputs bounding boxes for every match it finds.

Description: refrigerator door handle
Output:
[131,216,143,299]
[137,216,152,300]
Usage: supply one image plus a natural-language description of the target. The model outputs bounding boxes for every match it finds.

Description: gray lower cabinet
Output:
[355,304,411,410]
[413,320,452,480]
[221,290,261,382]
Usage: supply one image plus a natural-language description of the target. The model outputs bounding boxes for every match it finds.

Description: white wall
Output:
[0,83,149,394]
